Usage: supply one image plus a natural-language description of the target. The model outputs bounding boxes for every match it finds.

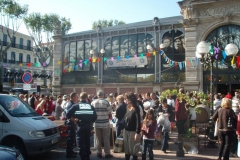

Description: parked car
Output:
[0,145,24,160]
[0,94,60,159]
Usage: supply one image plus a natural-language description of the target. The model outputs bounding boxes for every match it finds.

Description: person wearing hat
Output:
[91,90,113,159]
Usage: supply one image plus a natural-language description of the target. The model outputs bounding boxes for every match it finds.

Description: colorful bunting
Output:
[117,56,121,61]
[62,69,66,74]
[126,55,130,59]
[97,57,101,62]
[57,61,61,65]
[19,63,22,66]
[134,54,137,58]
[104,57,107,62]
[35,63,38,67]
[55,70,60,75]
[27,63,31,67]
[43,62,46,67]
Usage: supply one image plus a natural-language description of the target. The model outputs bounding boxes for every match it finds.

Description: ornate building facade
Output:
[52,0,240,96]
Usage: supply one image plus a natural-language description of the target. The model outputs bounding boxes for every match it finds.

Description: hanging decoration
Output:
[35,63,38,67]
[42,62,46,67]
[62,69,66,74]
[57,61,61,65]
[19,63,23,67]
[27,63,31,67]
[117,56,121,61]
[55,70,60,75]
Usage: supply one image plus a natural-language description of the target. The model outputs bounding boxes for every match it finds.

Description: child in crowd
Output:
[141,109,157,160]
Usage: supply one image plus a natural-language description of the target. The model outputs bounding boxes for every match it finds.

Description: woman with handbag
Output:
[123,92,141,160]
[212,98,237,160]
[141,109,157,160]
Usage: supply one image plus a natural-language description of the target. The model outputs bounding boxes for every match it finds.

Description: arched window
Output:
[19,53,23,63]
[11,52,15,64]
[26,54,31,63]
[205,24,240,70]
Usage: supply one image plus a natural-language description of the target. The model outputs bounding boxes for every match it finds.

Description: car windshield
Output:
[0,95,40,117]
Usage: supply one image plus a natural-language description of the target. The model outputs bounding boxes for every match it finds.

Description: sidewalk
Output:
[32,131,239,160]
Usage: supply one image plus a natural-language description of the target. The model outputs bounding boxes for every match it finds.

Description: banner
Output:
[106,56,148,68]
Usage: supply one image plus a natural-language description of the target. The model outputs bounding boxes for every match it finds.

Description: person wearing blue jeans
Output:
[161,131,169,153]
[141,109,157,160]
[142,139,154,160]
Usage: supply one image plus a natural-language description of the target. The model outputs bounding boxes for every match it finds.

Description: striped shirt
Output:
[91,98,112,128]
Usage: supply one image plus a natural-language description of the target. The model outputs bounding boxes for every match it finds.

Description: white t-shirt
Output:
[189,107,196,120]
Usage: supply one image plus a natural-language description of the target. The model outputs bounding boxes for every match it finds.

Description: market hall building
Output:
[51,0,240,96]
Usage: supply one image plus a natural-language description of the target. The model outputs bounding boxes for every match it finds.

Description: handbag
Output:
[227,110,237,130]
[154,130,162,142]
[113,134,124,153]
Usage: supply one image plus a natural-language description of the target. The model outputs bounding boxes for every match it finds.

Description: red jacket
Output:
[237,113,240,135]
[175,98,188,121]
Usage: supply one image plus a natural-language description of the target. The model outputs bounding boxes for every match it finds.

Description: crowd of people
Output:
[15,88,240,160]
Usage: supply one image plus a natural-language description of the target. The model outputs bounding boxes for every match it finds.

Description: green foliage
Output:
[0,0,28,57]
[92,19,126,30]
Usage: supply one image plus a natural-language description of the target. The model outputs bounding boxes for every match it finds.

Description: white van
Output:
[0,94,60,159]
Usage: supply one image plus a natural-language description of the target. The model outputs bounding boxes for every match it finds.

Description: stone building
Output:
[52,0,240,96]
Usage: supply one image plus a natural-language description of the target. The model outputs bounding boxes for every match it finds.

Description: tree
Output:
[0,0,28,93]
[24,13,71,68]
[92,19,125,30]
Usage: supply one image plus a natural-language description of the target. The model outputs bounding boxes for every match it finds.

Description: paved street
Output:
[30,132,239,160]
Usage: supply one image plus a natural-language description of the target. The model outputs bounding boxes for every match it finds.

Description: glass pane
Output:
[69,42,76,70]
[102,75,119,83]
[137,34,146,55]
[104,38,111,70]
[146,34,154,68]
[111,37,119,58]
[230,74,240,82]
[63,43,70,70]
[83,76,97,84]
[145,74,154,82]
[84,40,91,71]
[120,35,128,58]
[76,41,84,71]
[91,39,98,72]
[128,34,137,57]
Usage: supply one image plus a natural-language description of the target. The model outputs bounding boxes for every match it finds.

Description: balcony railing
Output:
[0,41,33,51]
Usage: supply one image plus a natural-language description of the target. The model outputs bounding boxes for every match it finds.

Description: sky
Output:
[17,0,181,35]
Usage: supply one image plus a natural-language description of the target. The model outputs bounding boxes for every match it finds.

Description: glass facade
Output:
[203,25,240,94]
[62,33,186,84]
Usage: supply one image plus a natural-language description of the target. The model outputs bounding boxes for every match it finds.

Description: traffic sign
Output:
[22,72,32,84]
[23,84,31,90]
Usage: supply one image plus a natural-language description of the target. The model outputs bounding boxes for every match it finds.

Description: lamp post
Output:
[90,49,105,84]
[100,49,105,84]
[152,17,159,83]
[196,41,238,147]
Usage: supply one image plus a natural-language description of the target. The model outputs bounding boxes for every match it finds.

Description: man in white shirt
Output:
[61,95,69,109]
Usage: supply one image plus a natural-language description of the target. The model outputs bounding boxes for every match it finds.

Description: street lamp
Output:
[196,41,238,146]
[152,17,159,83]
[90,49,105,84]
